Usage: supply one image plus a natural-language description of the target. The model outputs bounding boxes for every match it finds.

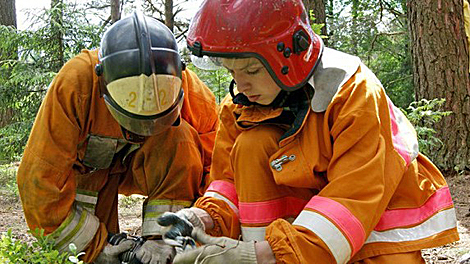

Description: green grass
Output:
[0,163,19,197]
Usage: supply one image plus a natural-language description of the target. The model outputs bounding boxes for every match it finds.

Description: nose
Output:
[234,77,250,94]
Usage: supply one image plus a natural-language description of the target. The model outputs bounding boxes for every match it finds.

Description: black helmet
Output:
[95,11,184,139]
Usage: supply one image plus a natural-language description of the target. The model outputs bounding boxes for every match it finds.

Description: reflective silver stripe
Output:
[144,204,173,214]
[241,226,266,242]
[75,190,98,214]
[293,210,351,264]
[204,191,239,217]
[75,193,98,205]
[52,205,100,253]
[365,208,457,244]
[141,200,192,236]
[143,200,192,216]
[76,202,96,214]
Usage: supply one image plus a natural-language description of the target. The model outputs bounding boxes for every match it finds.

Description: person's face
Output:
[222,58,281,105]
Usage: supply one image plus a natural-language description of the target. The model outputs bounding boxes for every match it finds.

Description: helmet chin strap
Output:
[229,79,255,106]
[119,116,182,144]
[229,79,288,108]
[120,126,146,144]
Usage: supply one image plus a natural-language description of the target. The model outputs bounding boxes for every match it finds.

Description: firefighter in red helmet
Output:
[157,0,459,263]
[17,12,218,264]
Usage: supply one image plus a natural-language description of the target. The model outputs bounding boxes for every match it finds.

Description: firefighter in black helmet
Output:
[96,11,185,142]
[17,11,218,264]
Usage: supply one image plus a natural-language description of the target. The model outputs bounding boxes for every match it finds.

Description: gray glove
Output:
[173,228,257,264]
[157,208,205,252]
[135,240,176,264]
[93,240,134,264]
[158,208,205,239]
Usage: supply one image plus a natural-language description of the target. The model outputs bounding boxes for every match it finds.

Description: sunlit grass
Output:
[0,163,19,197]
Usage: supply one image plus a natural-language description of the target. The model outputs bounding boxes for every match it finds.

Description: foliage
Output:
[402,98,452,157]
[0,163,19,197]
[141,0,192,41]
[327,0,414,109]
[0,228,84,263]
[119,194,145,208]
[309,10,326,37]
[0,3,103,163]
[187,63,231,104]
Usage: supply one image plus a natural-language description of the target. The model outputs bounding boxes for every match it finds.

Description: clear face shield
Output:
[191,55,270,73]
[104,73,183,137]
[190,55,224,70]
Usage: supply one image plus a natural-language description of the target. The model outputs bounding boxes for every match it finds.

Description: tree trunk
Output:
[303,0,328,45]
[50,0,64,72]
[407,0,470,171]
[0,0,16,27]
[0,0,17,128]
[164,0,174,32]
[0,0,17,59]
[111,0,121,23]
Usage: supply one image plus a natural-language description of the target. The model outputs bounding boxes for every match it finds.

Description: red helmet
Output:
[187,0,323,91]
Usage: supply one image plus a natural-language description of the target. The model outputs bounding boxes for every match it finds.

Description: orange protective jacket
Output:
[194,48,459,263]
[17,49,218,262]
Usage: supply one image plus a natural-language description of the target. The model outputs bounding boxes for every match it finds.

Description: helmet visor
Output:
[190,55,223,70]
[106,73,182,115]
[104,73,183,136]
[105,89,184,136]
[191,55,268,77]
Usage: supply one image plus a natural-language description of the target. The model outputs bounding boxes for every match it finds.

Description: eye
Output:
[246,68,261,75]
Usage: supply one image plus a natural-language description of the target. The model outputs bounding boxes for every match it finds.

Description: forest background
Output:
[0,0,469,263]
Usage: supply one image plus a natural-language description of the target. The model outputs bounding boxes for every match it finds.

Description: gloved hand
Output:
[173,228,257,264]
[134,240,176,264]
[157,208,205,250]
[93,240,134,264]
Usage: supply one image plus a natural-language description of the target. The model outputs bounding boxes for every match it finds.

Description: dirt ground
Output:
[1,174,469,263]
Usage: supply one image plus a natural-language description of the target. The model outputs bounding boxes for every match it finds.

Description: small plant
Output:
[309,10,326,37]
[403,98,451,157]
[0,163,18,197]
[119,194,144,208]
[0,228,84,263]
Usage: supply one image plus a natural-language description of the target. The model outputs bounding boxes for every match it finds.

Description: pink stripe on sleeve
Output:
[374,186,454,231]
[387,99,411,165]
[206,180,239,206]
[239,197,308,224]
[305,196,366,255]
[386,97,418,166]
